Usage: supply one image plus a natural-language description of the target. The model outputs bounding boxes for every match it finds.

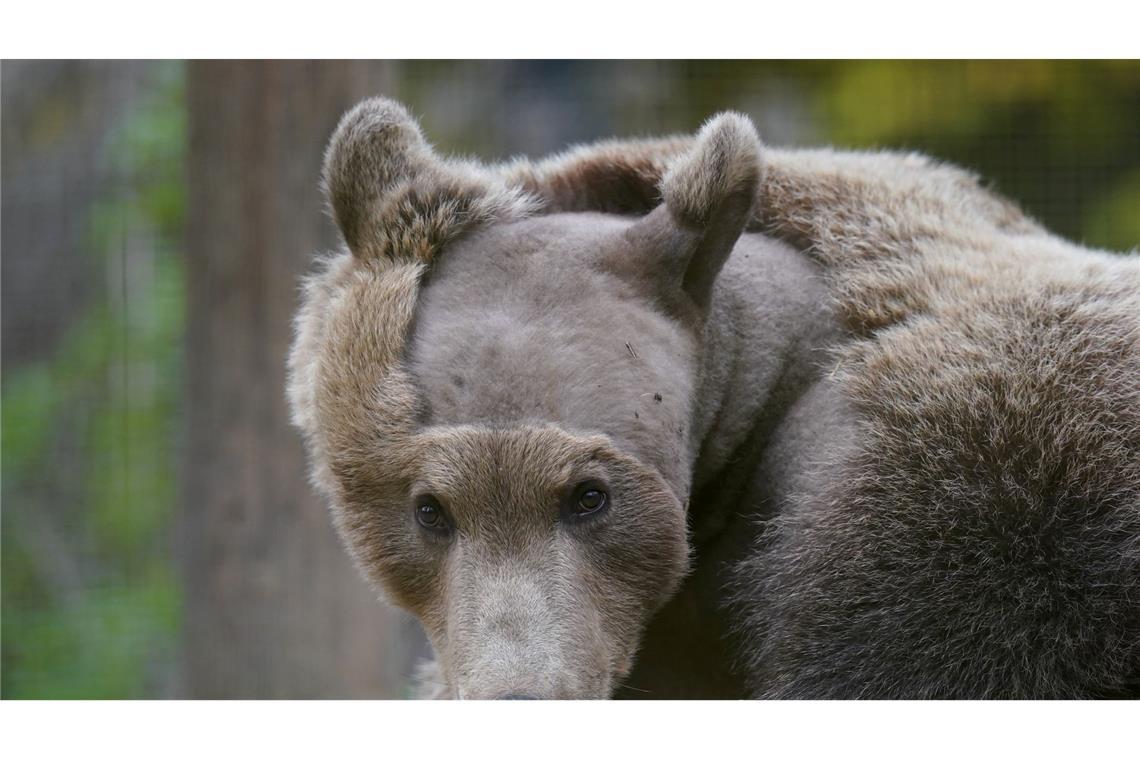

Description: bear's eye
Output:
[566,481,610,522]
[577,489,607,513]
[415,495,450,533]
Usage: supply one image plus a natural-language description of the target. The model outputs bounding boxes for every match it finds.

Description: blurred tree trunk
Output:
[181,60,425,698]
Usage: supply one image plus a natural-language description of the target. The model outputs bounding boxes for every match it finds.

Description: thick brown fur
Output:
[738,150,1140,698]
[289,96,1140,699]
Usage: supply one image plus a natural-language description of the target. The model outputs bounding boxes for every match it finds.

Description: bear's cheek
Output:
[334,499,449,619]
[577,494,689,653]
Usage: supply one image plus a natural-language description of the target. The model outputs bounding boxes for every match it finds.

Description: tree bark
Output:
[182,60,425,698]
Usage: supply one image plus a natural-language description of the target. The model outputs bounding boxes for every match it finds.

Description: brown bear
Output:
[287,97,1140,699]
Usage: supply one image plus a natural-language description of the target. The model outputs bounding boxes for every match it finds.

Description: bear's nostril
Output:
[498,693,538,700]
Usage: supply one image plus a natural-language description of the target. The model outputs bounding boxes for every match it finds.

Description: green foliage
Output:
[1,61,186,698]
[1084,168,1140,252]
[811,60,1140,249]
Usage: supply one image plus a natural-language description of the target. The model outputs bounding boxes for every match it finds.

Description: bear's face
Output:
[288,98,762,698]
[379,212,711,698]
[371,425,687,699]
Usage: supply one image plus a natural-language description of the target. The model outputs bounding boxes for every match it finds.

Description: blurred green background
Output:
[2,60,1138,699]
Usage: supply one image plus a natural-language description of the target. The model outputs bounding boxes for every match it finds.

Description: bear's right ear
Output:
[321,97,535,262]
[322,98,436,259]
[623,112,762,313]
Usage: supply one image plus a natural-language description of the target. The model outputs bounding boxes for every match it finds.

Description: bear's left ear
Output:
[624,112,762,312]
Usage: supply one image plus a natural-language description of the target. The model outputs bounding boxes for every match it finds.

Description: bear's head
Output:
[288,98,762,698]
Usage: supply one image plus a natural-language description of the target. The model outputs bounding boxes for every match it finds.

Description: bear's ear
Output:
[322,97,535,262]
[322,98,436,259]
[624,112,762,311]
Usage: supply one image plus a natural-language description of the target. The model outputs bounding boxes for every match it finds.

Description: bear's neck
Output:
[623,233,846,697]
[686,232,842,544]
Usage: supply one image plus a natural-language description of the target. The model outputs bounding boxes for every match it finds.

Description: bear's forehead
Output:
[402,214,696,488]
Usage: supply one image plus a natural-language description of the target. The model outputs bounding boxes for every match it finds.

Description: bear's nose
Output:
[497,693,539,700]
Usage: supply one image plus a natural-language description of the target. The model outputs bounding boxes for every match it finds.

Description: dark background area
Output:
[3,60,1138,698]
